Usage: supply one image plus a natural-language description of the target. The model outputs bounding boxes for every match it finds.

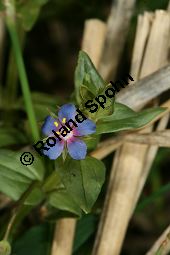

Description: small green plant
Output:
[0,0,167,253]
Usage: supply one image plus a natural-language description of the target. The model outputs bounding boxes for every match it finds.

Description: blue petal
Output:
[76,119,96,136]
[42,116,57,136]
[58,104,76,121]
[67,138,87,160]
[43,140,64,160]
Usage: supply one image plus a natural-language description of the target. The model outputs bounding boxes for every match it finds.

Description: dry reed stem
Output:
[131,12,154,80]
[81,19,106,68]
[99,0,136,80]
[91,99,170,160]
[50,219,77,255]
[50,18,107,255]
[140,10,170,77]
[146,225,170,255]
[123,130,170,147]
[93,11,170,255]
[117,64,170,110]
[134,114,170,207]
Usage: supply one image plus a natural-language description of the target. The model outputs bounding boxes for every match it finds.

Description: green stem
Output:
[4,0,39,141]
[5,28,25,107]
[3,181,38,241]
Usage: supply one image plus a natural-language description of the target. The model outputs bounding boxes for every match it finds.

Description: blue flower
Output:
[41,104,96,160]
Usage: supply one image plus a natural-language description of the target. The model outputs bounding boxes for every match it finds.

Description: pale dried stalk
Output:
[131,12,154,80]
[50,219,77,255]
[117,64,170,110]
[50,19,107,255]
[93,13,152,255]
[133,108,170,207]
[93,11,170,255]
[146,225,170,255]
[81,19,106,68]
[99,0,136,80]
[140,10,170,77]
[90,138,121,159]
[124,130,170,147]
[91,99,170,160]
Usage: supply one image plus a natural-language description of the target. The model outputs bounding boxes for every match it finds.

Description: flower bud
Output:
[0,240,11,255]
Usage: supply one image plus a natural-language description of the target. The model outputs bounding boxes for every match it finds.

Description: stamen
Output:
[62,131,74,141]
[54,121,59,127]
[62,118,66,124]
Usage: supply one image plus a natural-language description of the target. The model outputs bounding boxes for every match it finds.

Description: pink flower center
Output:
[62,131,74,141]
[54,118,75,142]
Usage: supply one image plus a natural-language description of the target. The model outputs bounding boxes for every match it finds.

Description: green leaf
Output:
[13,224,52,255]
[0,2,5,11]
[16,0,49,30]
[83,135,100,151]
[42,171,62,193]
[45,171,82,216]
[58,156,106,213]
[74,51,114,119]
[31,92,61,106]
[96,103,166,134]
[73,214,97,252]
[0,150,45,200]
[49,189,82,216]
[16,92,60,121]
[25,187,45,205]
[0,128,27,147]
[74,51,105,105]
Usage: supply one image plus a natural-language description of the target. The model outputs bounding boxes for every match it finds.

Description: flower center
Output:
[62,131,74,141]
[54,118,74,141]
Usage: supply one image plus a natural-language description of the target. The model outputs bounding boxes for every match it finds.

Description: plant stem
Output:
[5,28,25,107]
[4,0,39,141]
[3,181,38,241]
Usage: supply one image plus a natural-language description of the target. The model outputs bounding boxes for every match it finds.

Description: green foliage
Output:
[53,156,106,214]
[0,2,5,11]
[25,187,45,205]
[0,128,27,147]
[75,51,105,104]
[1,0,48,30]
[137,182,170,211]
[75,51,114,119]
[15,0,49,31]
[0,0,169,253]
[73,214,97,253]
[17,92,61,121]
[13,224,52,255]
[49,189,82,216]
[83,135,100,151]
[96,103,165,134]
[0,150,44,201]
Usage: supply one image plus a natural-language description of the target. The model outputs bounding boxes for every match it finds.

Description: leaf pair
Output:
[75,51,166,133]
[0,149,105,216]
[75,51,114,120]
[48,156,106,216]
